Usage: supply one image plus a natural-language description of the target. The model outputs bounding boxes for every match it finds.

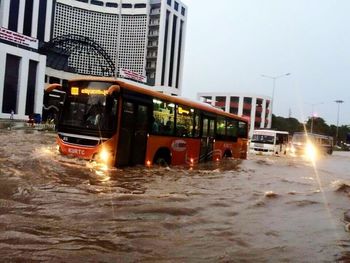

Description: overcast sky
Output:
[181,0,350,126]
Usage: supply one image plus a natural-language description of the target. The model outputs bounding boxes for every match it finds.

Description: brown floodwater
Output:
[1,126,350,262]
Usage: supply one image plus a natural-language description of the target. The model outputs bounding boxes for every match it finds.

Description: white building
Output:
[48,0,187,95]
[197,92,272,137]
[0,0,187,119]
[0,0,53,119]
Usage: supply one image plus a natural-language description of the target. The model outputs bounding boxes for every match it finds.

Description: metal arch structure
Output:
[39,34,116,77]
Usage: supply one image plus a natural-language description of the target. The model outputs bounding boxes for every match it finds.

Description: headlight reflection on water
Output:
[86,161,111,182]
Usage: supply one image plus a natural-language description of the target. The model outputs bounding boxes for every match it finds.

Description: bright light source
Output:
[153,99,162,104]
[147,160,151,166]
[306,141,317,160]
[99,149,110,163]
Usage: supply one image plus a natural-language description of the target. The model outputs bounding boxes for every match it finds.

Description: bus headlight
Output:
[306,142,317,160]
[97,148,112,164]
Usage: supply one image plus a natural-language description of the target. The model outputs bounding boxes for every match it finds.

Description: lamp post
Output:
[261,73,291,127]
[335,100,344,145]
[309,102,323,133]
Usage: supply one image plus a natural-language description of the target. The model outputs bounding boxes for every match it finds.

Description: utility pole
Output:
[261,73,291,127]
[335,100,344,145]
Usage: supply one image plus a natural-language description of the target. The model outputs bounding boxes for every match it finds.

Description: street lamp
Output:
[335,100,344,145]
[309,102,323,133]
[261,73,291,127]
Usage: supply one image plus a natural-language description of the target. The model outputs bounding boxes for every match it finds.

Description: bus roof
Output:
[293,132,333,140]
[68,76,248,123]
[253,129,289,135]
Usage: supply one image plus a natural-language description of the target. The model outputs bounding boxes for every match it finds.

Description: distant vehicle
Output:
[290,132,333,157]
[46,76,249,167]
[249,129,289,155]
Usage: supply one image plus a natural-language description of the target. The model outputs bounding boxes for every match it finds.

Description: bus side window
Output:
[216,117,226,140]
[193,112,200,137]
[238,121,248,138]
[152,99,175,135]
[227,119,238,141]
[276,134,281,144]
[176,105,194,137]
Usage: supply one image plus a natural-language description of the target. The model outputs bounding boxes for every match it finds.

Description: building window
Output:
[91,0,103,6]
[229,96,239,114]
[181,6,185,16]
[174,1,179,11]
[76,0,88,2]
[215,96,226,110]
[37,0,47,41]
[49,76,60,84]
[3,54,21,114]
[167,0,172,6]
[122,3,132,8]
[244,97,252,104]
[106,2,118,7]
[25,60,38,115]
[175,20,184,89]
[243,109,251,117]
[23,0,34,36]
[9,0,20,31]
[134,3,146,8]
[161,11,170,85]
[168,14,178,86]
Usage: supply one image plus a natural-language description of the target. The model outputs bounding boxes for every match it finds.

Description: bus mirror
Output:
[107,85,120,95]
[46,83,62,93]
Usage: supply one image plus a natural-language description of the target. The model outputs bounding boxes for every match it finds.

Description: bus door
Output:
[199,115,215,162]
[116,100,150,166]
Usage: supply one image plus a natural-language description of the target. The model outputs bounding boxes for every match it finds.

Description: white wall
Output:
[0,43,46,120]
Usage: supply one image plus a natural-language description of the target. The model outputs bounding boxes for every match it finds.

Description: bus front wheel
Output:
[153,148,171,167]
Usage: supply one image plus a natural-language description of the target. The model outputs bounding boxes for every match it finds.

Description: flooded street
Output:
[1,127,350,262]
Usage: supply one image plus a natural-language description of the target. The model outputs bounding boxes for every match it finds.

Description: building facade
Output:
[0,0,187,119]
[197,92,272,137]
[48,0,187,95]
[0,0,53,119]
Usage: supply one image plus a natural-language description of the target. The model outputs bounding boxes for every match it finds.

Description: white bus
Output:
[249,130,289,155]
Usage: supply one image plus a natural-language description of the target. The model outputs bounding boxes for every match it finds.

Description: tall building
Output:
[0,0,187,119]
[197,92,272,137]
[48,0,187,95]
[0,0,53,119]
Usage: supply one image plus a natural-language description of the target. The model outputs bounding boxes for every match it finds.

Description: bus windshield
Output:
[251,134,275,144]
[60,81,118,131]
[292,134,307,143]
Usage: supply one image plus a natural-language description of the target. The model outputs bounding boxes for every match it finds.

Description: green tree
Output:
[271,115,303,134]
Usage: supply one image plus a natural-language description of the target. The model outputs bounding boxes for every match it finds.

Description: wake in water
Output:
[1,129,350,262]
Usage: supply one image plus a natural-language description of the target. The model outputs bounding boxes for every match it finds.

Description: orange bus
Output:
[47,77,248,167]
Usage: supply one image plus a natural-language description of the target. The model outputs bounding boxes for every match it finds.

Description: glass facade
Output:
[9,0,20,31]
[3,54,21,114]
[25,60,38,115]
[23,0,34,36]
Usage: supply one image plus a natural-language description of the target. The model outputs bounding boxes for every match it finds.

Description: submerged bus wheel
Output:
[223,150,232,158]
[153,148,171,166]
